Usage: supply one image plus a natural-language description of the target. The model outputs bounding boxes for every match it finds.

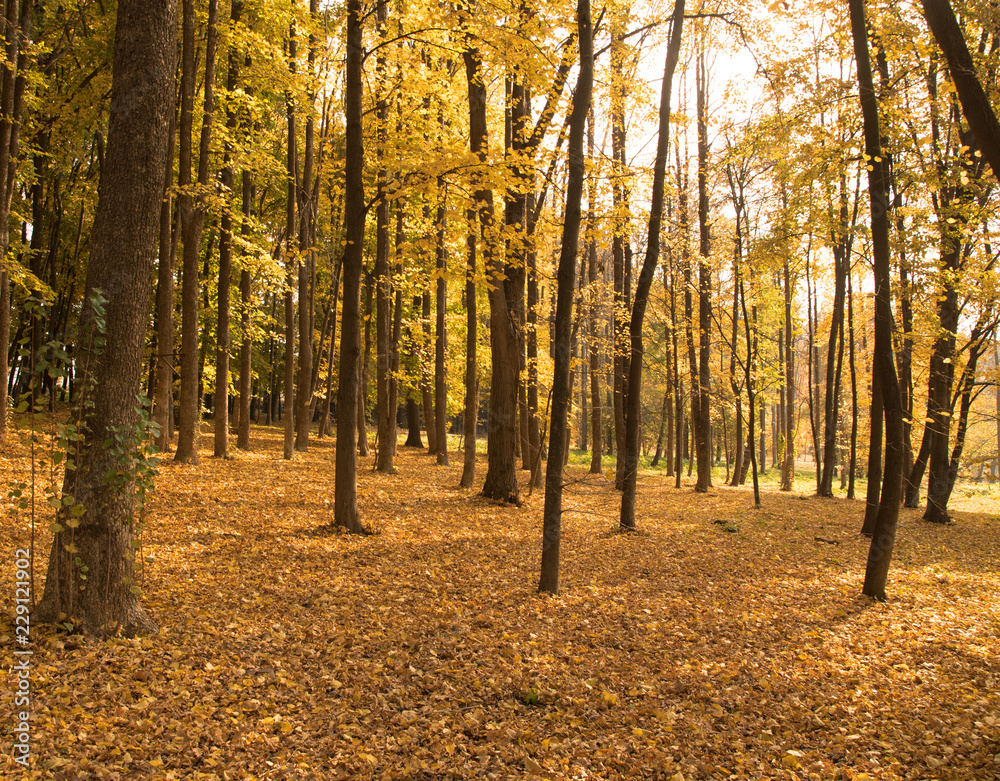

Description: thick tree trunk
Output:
[35,0,175,636]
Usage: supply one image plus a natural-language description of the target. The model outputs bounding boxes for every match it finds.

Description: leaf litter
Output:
[1,426,998,780]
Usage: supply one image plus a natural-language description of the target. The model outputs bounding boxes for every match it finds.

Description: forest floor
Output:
[2,422,999,780]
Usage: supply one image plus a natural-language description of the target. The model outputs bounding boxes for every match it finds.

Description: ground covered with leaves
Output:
[2,425,999,780]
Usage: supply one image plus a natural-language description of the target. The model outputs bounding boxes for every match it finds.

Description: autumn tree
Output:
[620,0,684,530]
[35,0,176,635]
[539,0,591,593]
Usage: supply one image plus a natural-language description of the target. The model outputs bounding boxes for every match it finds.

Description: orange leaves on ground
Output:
[1,425,998,779]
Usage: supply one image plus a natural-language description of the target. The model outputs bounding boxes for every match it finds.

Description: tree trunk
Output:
[153,96,177,453]
[35,0,175,636]
[295,0,319,452]
[282,24,297,461]
[215,0,244,459]
[919,0,1000,187]
[818,197,848,495]
[175,0,219,464]
[461,209,478,488]
[435,180,449,465]
[694,50,712,493]
[465,41,518,504]
[851,0,904,601]
[781,259,795,490]
[620,0,683,529]
[374,0,395,473]
[420,289,436,455]
[846,263,858,498]
[358,271,372,457]
[610,18,630,491]
[540,0,591,594]
[237,171,253,451]
[332,0,367,534]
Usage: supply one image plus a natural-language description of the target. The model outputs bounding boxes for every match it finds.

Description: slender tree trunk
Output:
[819,197,849,495]
[610,18,630,491]
[358,272,372,456]
[214,0,244,459]
[175,0,219,464]
[0,0,25,445]
[332,0,367,534]
[694,50,712,492]
[851,0,904,600]
[461,208,478,488]
[540,0,591,593]
[781,259,795,490]
[435,180,449,465]
[620,0,684,529]
[847,263,859,498]
[236,163,254,450]
[153,97,177,453]
[373,0,395,473]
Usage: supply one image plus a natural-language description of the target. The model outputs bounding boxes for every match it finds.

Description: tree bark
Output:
[435,180,449,465]
[153,93,177,454]
[35,0,175,635]
[851,0,905,601]
[540,0,591,594]
[694,49,712,493]
[175,0,219,464]
[461,208,478,488]
[332,0,367,533]
[374,0,395,473]
[465,40,518,504]
[620,0,684,529]
[215,0,245,459]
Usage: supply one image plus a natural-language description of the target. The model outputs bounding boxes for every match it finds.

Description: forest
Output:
[1,0,999,777]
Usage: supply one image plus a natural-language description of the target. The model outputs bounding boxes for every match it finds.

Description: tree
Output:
[539,0,592,594]
[215,0,246,459]
[174,0,220,465]
[332,0,367,534]
[850,0,905,602]
[619,0,684,531]
[919,0,1000,188]
[35,0,176,635]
